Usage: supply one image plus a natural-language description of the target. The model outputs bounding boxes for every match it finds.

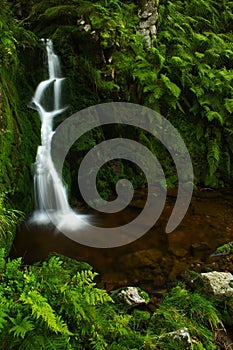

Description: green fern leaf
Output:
[9,315,34,338]
[224,98,233,113]
[0,248,6,273]
[20,291,72,335]
[151,47,165,70]
[18,334,45,350]
[5,257,23,279]
[161,74,181,98]
[207,139,220,177]
[0,302,8,331]
[206,111,223,125]
[196,123,205,141]
[190,86,204,98]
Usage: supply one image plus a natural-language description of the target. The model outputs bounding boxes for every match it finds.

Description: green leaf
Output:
[224,98,233,113]
[20,291,72,335]
[206,111,223,125]
[161,74,181,98]
[9,316,35,339]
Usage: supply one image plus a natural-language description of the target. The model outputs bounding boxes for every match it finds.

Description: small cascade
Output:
[30,39,87,231]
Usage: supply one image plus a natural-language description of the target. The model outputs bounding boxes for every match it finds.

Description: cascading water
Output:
[30,39,87,231]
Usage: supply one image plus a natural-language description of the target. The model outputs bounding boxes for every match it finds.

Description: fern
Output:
[20,291,72,335]
[15,334,47,350]
[161,74,181,98]
[207,138,220,177]
[0,302,8,331]
[0,251,231,349]
[9,315,35,339]
[206,111,223,125]
[224,98,233,113]
[0,248,6,273]
[0,194,24,240]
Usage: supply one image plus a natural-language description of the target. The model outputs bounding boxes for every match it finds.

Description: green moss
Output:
[214,242,233,255]
[23,0,233,190]
[148,285,221,349]
[0,0,233,248]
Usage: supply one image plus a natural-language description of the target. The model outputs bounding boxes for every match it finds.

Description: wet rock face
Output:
[138,0,158,49]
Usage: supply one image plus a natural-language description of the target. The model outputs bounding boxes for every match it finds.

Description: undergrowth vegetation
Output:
[12,0,232,192]
[0,250,231,349]
[154,0,233,187]
[1,2,233,348]
[0,194,24,254]
[1,0,233,206]
[0,0,39,213]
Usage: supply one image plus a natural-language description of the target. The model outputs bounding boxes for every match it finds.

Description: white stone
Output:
[84,24,91,32]
[200,271,233,299]
[117,287,146,306]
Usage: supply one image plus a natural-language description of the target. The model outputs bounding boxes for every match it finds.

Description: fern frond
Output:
[0,248,6,273]
[43,336,73,350]
[5,257,23,279]
[161,74,181,98]
[17,334,45,350]
[0,302,8,331]
[224,98,233,113]
[206,111,223,125]
[20,291,72,335]
[9,315,34,339]
[207,138,220,177]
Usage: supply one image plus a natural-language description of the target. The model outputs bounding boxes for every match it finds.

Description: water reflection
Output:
[11,188,233,292]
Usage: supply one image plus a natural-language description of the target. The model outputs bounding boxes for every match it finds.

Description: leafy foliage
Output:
[0,194,24,254]
[141,0,233,186]
[0,0,40,222]
[1,0,233,220]
[1,250,233,349]
[0,251,147,349]
[19,0,233,190]
[147,284,222,349]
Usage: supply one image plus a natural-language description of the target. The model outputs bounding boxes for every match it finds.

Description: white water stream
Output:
[30,39,87,231]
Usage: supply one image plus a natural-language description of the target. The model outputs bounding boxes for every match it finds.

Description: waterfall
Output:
[30,39,87,230]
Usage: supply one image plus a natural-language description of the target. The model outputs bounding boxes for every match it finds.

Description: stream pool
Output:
[11,188,233,294]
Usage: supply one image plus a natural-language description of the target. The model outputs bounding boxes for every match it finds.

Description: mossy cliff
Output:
[1,0,233,217]
[0,1,40,212]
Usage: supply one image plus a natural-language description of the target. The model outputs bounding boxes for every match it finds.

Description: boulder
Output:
[198,271,233,300]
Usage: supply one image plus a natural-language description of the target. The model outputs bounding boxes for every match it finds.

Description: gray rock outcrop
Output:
[138,0,158,49]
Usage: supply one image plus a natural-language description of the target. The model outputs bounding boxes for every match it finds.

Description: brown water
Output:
[10,188,233,293]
